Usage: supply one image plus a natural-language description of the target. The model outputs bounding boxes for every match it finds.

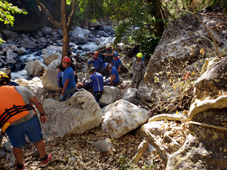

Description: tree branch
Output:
[35,0,61,28]
[67,0,76,28]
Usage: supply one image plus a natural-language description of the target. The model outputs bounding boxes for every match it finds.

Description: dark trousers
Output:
[93,91,103,102]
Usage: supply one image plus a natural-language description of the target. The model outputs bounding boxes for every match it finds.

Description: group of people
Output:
[57,43,146,102]
[0,43,147,170]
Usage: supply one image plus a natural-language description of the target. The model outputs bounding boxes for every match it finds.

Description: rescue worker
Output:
[60,56,76,102]
[131,52,146,88]
[88,51,103,73]
[106,63,120,87]
[100,43,114,63]
[0,71,52,170]
[112,51,122,73]
[89,67,104,102]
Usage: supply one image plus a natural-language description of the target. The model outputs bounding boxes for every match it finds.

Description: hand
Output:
[40,115,47,124]
[92,59,94,61]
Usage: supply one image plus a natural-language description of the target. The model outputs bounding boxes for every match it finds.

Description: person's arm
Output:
[29,96,46,124]
[61,79,69,95]
[105,49,114,56]
[110,74,115,84]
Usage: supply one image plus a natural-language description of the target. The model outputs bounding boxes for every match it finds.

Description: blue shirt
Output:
[62,67,76,89]
[113,58,122,71]
[90,72,103,92]
[111,67,119,82]
[88,57,103,71]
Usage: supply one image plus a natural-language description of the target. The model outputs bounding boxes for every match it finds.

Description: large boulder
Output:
[143,13,227,85]
[24,60,47,76]
[42,68,59,91]
[166,57,227,170]
[2,30,18,41]
[122,88,140,104]
[102,99,150,138]
[71,27,90,44]
[99,86,121,106]
[42,90,102,138]
[42,45,62,66]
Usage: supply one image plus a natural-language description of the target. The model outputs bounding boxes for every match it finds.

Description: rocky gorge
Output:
[0,8,227,170]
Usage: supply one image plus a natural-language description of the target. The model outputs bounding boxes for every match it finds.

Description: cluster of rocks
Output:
[0,24,114,73]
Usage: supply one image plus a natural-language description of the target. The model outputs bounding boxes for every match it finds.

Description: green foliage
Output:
[0,0,27,26]
[103,0,163,57]
[0,0,27,44]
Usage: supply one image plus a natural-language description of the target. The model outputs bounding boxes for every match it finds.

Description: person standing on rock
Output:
[112,51,122,73]
[88,51,104,73]
[89,67,104,102]
[60,56,76,102]
[131,52,146,88]
[0,71,52,170]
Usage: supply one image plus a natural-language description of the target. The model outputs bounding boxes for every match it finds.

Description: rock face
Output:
[166,57,227,170]
[24,60,47,76]
[143,13,227,85]
[42,91,102,138]
[42,68,59,91]
[102,99,150,138]
[99,86,121,106]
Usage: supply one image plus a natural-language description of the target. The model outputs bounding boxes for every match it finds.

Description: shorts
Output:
[6,116,43,148]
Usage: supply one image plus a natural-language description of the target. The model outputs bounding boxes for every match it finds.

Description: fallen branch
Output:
[144,129,168,165]
[148,113,188,123]
[188,121,227,131]
[131,139,149,164]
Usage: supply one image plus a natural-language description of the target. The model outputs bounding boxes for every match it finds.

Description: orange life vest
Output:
[0,86,30,125]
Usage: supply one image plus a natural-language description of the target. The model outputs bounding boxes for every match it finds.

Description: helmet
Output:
[89,67,96,74]
[106,43,111,49]
[94,51,99,56]
[113,51,118,57]
[136,53,142,58]
[62,56,72,63]
[0,71,9,85]
[102,62,109,69]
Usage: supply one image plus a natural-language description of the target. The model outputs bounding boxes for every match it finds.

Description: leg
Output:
[135,71,143,89]
[13,147,23,165]
[35,140,46,159]
[131,71,137,88]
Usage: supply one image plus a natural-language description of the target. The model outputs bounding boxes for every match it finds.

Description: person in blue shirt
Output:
[60,56,76,102]
[89,67,104,102]
[106,64,120,87]
[88,51,103,72]
[112,51,122,73]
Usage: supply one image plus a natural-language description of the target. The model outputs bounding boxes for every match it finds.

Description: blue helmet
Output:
[113,51,119,57]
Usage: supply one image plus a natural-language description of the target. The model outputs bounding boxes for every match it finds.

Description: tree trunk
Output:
[61,0,69,58]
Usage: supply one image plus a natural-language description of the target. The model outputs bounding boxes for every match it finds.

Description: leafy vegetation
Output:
[0,0,27,44]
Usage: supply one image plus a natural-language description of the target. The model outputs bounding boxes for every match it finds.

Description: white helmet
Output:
[106,43,111,48]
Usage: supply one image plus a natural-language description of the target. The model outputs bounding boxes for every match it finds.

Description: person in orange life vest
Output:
[60,56,76,102]
[112,51,122,73]
[0,71,52,170]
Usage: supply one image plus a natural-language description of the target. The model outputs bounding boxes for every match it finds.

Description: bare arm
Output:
[29,96,46,124]
[62,79,69,95]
